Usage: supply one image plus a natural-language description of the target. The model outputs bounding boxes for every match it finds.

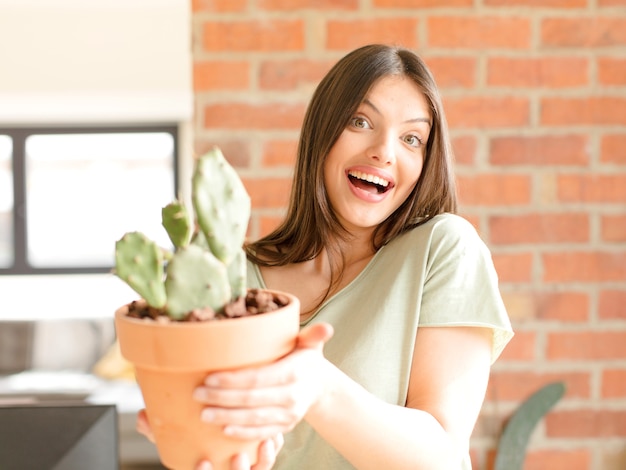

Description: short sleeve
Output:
[418,215,514,363]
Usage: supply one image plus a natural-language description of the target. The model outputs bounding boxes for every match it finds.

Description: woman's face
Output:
[323,75,432,234]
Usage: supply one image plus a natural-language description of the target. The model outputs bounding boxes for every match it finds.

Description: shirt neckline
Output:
[250,244,388,326]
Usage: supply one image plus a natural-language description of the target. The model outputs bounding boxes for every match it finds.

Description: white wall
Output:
[0,0,192,123]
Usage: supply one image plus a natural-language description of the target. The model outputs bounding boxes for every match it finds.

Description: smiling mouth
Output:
[347,170,393,194]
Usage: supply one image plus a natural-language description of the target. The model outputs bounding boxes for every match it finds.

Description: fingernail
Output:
[197,461,212,470]
[204,375,219,386]
[201,409,216,422]
[264,438,275,455]
[235,452,250,466]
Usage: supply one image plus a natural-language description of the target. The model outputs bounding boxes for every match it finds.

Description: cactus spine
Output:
[114,147,251,320]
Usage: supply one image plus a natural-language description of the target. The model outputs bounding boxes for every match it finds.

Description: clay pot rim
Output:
[115,289,300,330]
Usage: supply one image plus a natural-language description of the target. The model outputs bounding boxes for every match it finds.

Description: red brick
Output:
[601,135,626,164]
[543,251,626,282]
[192,0,246,12]
[202,20,304,52]
[524,450,591,470]
[243,177,292,209]
[496,330,536,361]
[599,290,626,320]
[598,57,626,85]
[468,449,481,470]
[547,331,626,360]
[501,292,536,321]
[262,140,298,167]
[488,372,589,401]
[547,409,626,437]
[193,61,249,91]
[488,57,588,88]
[536,291,589,322]
[557,174,626,203]
[600,449,626,470]
[258,215,284,238]
[490,213,589,244]
[326,18,419,50]
[490,135,589,166]
[487,0,585,4]
[541,17,626,47]
[459,213,481,232]
[444,97,530,128]
[602,369,626,398]
[193,140,252,168]
[259,59,335,90]
[374,0,472,6]
[484,450,496,470]
[457,174,531,206]
[428,16,531,49]
[203,103,306,131]
[602,214,626,242]
[258,0,357,9]
[491,252,534,282]
[451,135,476,165]
[541,97,626,126]
[425,56,477,88]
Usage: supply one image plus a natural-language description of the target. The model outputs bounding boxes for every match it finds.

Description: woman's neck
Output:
[258,232,378,319]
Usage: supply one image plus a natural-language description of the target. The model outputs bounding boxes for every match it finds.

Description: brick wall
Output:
[190,1,626,469]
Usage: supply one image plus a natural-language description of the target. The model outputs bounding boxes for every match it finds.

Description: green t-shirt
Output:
[247,213,514,469]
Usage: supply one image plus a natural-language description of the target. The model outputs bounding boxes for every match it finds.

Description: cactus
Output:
[161,200,192,249]
[115,232,167,309]
[192,147,250,265]
[114,147,251,320]
[494,381,566,470]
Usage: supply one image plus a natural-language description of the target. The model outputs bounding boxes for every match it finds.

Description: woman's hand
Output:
[194,433,284,470]
[135,409,154,443]
[136,410,284,470]
[193,322,334,441]
[135,322,333,469]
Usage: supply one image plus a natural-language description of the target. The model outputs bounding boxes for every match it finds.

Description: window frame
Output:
[0,124,179,275]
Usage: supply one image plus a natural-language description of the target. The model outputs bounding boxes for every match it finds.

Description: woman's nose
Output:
[369,132,396,165]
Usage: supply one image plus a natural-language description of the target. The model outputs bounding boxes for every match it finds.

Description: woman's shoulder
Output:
[380,214,490,267]
[374,214,484,269]
[400,213,481,246]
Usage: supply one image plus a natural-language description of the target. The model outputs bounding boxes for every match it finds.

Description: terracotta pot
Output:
[114,290,300,470]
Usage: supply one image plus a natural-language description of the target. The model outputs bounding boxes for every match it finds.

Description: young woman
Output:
[139,44,513,470]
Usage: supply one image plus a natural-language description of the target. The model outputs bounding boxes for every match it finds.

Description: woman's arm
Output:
[194,323,492,470]
[304,326,492,470]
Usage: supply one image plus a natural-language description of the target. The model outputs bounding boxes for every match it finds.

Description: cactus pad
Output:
[193,147,250,265]
[494,381,566,470]
[165,245,231,319]
[162,200,192,249]
[227,249,247,301]
[115,232,166,309]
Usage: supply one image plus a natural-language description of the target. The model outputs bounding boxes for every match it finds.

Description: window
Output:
[0,2,190,320]
[1,126,178,275]
[0,135,13,268]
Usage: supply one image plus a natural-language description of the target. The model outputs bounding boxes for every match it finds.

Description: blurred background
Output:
[0,0,625,469]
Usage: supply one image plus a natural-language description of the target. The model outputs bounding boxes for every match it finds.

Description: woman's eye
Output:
[403,134,423,147]
[352,117,370,129]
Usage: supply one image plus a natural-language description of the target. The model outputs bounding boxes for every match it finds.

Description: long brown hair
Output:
[246,44,457,274]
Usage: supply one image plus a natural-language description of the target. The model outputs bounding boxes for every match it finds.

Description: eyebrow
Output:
[363,98,432,127]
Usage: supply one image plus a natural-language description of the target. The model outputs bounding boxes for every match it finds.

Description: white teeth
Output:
[348,170,390,187]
